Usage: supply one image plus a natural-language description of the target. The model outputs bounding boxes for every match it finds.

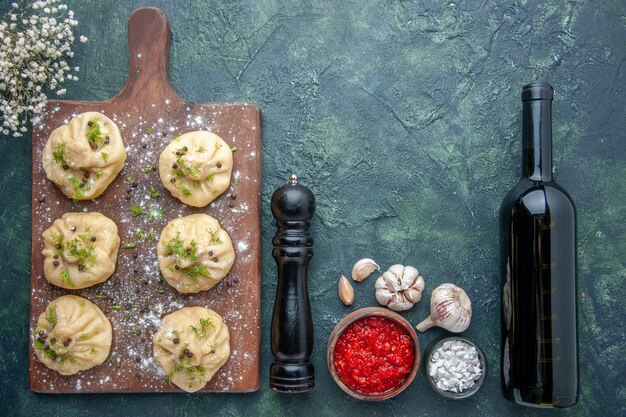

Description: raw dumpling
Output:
[153,306,230,392]
[42,212,120,289]
[158,131,233,207]
[42,111,126,200]
[32,295,112,375]
[157,214,235,293]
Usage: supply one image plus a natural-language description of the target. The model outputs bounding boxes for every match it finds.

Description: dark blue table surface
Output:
[1,1,624,416]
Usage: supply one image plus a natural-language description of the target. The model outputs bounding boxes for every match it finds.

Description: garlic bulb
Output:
[416,283,472,333]
[338,275,354,305]
[351,258,380,282]
[375,264,425,311]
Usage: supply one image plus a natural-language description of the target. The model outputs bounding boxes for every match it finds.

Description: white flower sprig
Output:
[0,0,87,138]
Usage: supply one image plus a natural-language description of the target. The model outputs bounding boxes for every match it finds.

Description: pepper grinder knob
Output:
[270,174,315,392]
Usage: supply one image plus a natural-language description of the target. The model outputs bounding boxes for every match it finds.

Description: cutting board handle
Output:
[116,7,183,105]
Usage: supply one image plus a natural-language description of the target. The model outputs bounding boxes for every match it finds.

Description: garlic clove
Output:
[404,288,422,303]
[338,275,354,306]
[399,266,419,289]
[412,274,426,292]
[351,258,380,282]
[386,292,403,311]
[375,286,393,302]
[383,269,401,291]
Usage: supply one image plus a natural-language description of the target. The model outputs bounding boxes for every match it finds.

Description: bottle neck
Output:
[522,98,553,182]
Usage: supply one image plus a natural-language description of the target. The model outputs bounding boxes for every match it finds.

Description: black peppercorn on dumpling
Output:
[42,212,120,289]
[158,131,233,207]
[42,111,126,200]
[153,307,230,392]
[157,214,235,294]
[33,295,112,375]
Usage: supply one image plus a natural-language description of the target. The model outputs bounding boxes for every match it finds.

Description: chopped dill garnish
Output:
[46,305,57,328]
[164,234,211,279]
[164,233,189,259]
[149,185,160,199]
[179,264,210,280]
[123,242,136,249]
[101,152,109,163]
[125,173,134,182]
[50,232,64,253]
[146,127,153,135]
[174,358,190,373]
[130,204,145,216]
[172,167,185,178]
[60,269,74,287]
[196,146,206,153]
[66,234,97,268]
[86,119,105,149]
[95,294,103,299]
[182,163,201,176]
[235,177,242,185]
[142,167,154,173]
[203,174,214,184]
[94,168,103,177]
[52,144,67,166]
[214,142,222,150]
[147,231,158,243]
[68,176,91,201]
[178,184,192,196]
[207,228,223,245]
[136,230,147,241]
[79,333,89,340]
[230,146,237,152]
[111,305,122,311]
[190,317,214,338]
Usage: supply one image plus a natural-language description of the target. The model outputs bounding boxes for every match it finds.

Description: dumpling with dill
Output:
[42,212,120,289]
[42,111,126,200]
[157,214,235,293]
[158,131,233,207]
[153,306,230,392]
[33,295,113,375]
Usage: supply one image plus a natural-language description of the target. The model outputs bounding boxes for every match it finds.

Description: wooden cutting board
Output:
[29,7,262,393]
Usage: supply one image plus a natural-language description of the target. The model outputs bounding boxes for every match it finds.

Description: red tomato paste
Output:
[333,316,414,394]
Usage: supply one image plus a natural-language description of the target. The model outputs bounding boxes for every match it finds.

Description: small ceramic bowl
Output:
[423,335,487,400]
[327,307,420,401]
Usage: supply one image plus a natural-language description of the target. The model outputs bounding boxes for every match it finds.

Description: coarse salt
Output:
[428,339,482,394]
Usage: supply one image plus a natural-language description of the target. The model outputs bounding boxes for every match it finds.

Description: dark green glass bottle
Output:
[500,83,578,408]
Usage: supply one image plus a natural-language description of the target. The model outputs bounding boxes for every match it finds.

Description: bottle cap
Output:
[522,83,554,101]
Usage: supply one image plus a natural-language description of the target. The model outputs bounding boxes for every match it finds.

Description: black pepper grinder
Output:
[270,174,315,392]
